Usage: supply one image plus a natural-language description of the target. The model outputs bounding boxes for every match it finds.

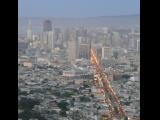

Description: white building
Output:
[23,62,32,68]
[102,46,113,59]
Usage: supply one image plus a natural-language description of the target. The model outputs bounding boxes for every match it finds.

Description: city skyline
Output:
[18,1,140,120]
[18,0,140,17]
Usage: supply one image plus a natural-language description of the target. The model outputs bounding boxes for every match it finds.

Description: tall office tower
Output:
[112,31,120,47]
[102,46,113,59]
[43,20,52,32]
[106,30,113,47]
[128,30,140,50]
[64,28,70,41]
[63,28,69,48]
[43,31,54,50]
[42,20,54,49]
[27,19,32,40]
[102,27,109,46]
[103,33,109,46]
[54,28,61,40]
[78,37,90,59]
[47,31,54,50]
[67,31,78,64]
[56,32,63,47]
[54,28,64,47]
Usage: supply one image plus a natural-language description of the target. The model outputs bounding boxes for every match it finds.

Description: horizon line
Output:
[18,14,140,18]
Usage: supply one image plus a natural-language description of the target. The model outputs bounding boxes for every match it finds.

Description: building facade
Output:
[27,20,32,41]
[67,31,78,64]
[42,31,54,50]
[77,37,90,59]
[102,46,113,59]
[43,20,52,32]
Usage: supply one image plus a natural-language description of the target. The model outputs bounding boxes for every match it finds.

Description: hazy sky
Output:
[18,0,140,17]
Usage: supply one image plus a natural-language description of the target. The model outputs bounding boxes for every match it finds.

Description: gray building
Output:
[43,20,52,32]
[67,31,78,64]
[27,20,32,40]
[78,37,90,59]
[42,31,54,50]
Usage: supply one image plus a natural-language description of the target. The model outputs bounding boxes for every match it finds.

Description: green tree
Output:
[71,110,86,120]
[62,91,74,98]
[58,100,69,111]
[19,110,47,120]
[19,97,40,110]
[91,94,94,98]
[59,110,67,117]
[79,96,91,102]
[71,97,75,107]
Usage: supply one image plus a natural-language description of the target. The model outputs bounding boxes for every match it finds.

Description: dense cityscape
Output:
[18,16,140,120]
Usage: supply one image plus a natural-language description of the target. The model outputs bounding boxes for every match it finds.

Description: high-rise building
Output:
[42,31,54,50]
[68,40,77,64]
[54,28,64,47]
[102,46,113,59]
[56,32,63,47]
[128,32,140,50]
[112,31,120,47]
[43,20,52,32]
[47,31,54,49]
[78,37,90,59]
[64,28,70,42]
[27,20,32,40]
[103,33,110,46]
[67,31,78,63]
[54,28,61,41]
[42,20,54,49]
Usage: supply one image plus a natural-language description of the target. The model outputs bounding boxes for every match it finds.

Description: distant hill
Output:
[18,15,140,34]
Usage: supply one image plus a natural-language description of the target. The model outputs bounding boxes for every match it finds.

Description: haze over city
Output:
[18,1,140,120]
[18,0,140,17]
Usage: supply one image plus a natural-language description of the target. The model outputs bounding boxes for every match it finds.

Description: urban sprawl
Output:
[18,19,140,120]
